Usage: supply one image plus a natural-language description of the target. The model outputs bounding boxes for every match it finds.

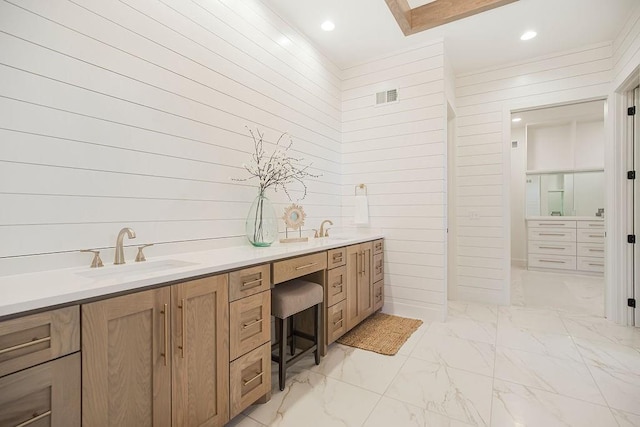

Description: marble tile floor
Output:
[230,275,639,426]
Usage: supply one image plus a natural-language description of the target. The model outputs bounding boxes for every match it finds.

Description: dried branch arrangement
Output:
[233,127,320,200]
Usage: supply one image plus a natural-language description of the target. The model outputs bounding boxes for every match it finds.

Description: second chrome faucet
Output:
[114,227,136,265]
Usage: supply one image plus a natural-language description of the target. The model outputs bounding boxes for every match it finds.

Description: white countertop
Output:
[0,234,383,319]
[526,216,604,221]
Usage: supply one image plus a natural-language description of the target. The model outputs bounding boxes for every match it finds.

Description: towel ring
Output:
[354,183,367,195]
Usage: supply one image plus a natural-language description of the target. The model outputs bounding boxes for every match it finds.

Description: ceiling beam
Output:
[386,0,519,36]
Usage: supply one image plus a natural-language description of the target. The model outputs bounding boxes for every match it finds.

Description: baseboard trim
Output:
[381,300,444,322]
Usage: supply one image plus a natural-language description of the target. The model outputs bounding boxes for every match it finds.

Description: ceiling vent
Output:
[375,89,398,106]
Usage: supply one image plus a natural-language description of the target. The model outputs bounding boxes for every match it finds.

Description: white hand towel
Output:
[354,195,369,225]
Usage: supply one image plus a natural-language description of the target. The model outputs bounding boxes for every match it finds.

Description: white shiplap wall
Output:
[0,0,342,274]
[454,43,613,304]
[341,41,447,321]
[613,2,640,88]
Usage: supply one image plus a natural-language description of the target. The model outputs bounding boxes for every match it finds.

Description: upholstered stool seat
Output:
[271,279,323,390]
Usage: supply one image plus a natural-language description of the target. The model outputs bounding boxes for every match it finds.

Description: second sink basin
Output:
[77,259,197,280]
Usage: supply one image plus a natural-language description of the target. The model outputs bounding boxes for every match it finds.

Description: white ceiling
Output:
[262,0,637,73]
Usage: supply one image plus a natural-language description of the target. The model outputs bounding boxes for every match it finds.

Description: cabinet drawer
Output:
[373,253,384,284]
[373,280,384,312]
[528,241,576,256]
[527,220,576,229]
[0,352,80,427]
[229,264,271,302]
[528,228,576,242]
[577,243,604,258]
[327,247,346,269]
[577,221,604,229]
[273,252,327,284]
[577,257,605,273]
[230,292,270,361]
[327,266,346,306]
[229,342,271,419]
[373,239,384,255]
[0,306,79,378]
[577,229,605,243]
[529,254,576,270]
[327,300,347,345]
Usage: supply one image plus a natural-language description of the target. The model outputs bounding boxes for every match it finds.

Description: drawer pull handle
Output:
[241,278,263,288]
[588,234,603,238]
[539,246,565,250]
[588,263,604,267]
[332,282,343,289]
[243,371,263,386]
[178,299,186,358]
[295,262,318,270]
[539,233,566,236]
[588,249,604,252]
[332,253,343,260]
[242,319,263,329]
[15,410,52,427]
[539,260,565,264]
[588,223,602,227]
[0,336,51,356]
[539,223,566,226]
[333,319,343,326]
[161,304,168,366]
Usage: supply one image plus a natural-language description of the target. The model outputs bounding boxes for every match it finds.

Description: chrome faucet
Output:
[114,227,136,265]
[318,220,333,238]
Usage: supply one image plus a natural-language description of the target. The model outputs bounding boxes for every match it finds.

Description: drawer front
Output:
[577,243,605,258]
[0,306,80,378]
[373,239,384,255]
[527,220,576,229]
[577,220,605,229]
[327,266,346,306]
[230,291,270,361]
[373,280,384,312]
[529,254,576,271]
[229,342,271,419]
[273,252,327,284]
[327,300,347,345]
[528,228,576,242]
[528,241,576,256]
[577,229,605,243]
[229,264,271,302]
[327,247,346,269]
[0,352,81,427]
[577,257,605,273]
[373,253,384,284]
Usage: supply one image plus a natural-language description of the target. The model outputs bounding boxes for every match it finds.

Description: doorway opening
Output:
[509,100,607,316]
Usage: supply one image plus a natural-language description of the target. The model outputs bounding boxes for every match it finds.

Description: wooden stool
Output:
[271,279,323,391]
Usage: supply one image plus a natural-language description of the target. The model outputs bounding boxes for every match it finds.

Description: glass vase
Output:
[245,191,278,247]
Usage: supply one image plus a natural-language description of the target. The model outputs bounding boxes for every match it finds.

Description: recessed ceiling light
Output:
[512,117,522,122]
[321,20,335,31]
[520,31,537,41]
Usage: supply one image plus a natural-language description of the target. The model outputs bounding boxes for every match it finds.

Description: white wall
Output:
[454,42,613,304]
[0,0,342,275]
[510,127,526,266]
[341,41,447,321]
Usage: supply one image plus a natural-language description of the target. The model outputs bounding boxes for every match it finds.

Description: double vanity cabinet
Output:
[0,237,384,427]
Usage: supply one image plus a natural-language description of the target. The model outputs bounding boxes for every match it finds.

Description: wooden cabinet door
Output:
[0,353,80,427]
[346,243,374,330]
[172,275,229,427]
[82,288,171,427]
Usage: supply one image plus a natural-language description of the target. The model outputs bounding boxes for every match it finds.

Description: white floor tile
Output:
[496,323,582,362]
[243,369,381,427]
[448,301,499,323]
[363,396,474,427]
[397,322,431,356]
[588,365,640,415]
[385,358,493,426]
[561,313,640,348]
[411,330,495,376]
[611,409,640,427]
[491,379,618,427]
[227,414,266,427]
[494,347,606,404]
[428,317,497,345]
[498,305,567,334]
[574,337,640,372]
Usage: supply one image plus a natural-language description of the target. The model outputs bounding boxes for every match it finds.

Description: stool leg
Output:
[279,316,287,391]
[314,303,320,365]
[289,315,295,357]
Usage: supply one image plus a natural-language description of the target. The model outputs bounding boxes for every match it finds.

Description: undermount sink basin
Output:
[77,259,197,280]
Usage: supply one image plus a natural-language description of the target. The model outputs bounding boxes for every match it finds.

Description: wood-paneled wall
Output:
[0,0,342,274]
[341,41,447,321]
[453,42,613,304]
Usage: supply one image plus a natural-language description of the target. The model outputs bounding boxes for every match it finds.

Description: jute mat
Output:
[336,313,423,356]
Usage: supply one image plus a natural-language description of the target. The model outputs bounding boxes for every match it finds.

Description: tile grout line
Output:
[488,304,499,427]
